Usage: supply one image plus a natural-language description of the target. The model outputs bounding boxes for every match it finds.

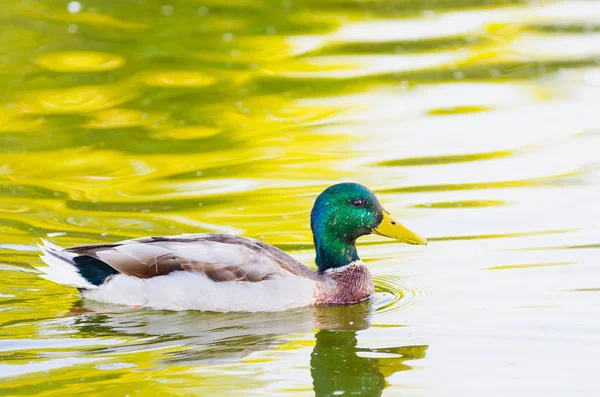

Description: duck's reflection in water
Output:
[311,303,428,397]
[71,300,317,364]
[69,299,427,395]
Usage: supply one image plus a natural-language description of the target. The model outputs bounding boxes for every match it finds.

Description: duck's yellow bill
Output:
[372,210,428,245]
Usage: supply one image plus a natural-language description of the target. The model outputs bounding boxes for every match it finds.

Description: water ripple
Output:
[373,274,428,314]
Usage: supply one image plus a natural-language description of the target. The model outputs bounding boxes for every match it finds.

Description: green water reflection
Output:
[311,305,427,397]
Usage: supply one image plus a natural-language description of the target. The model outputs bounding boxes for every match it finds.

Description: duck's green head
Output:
[310,183,427,271]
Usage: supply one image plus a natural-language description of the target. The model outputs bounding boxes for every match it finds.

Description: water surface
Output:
[1,0,600,396]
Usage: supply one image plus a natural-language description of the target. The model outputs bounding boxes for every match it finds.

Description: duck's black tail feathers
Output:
[37,240,110,290]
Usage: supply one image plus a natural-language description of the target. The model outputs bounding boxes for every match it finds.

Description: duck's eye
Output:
[351,198,365,207]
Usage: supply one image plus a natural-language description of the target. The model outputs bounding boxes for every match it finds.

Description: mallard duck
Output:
[38,183,427,312]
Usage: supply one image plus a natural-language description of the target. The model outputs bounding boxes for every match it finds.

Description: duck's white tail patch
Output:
[36,239,97,289]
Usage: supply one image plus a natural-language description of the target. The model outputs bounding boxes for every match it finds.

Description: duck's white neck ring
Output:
[322,260,365,274]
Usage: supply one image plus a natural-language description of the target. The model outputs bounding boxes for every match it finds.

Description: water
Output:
[1,0,600,395]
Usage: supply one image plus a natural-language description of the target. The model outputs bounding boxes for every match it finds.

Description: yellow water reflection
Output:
[141,71,217,88]
[18,84,138,114]
[35,52,126,73]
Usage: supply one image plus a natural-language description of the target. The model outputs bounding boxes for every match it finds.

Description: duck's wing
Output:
[65,234,317,283]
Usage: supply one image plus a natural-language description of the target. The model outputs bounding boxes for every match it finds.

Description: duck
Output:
[37,183,427,312]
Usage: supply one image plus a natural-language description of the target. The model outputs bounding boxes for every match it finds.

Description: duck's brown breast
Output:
[313,261,374,305]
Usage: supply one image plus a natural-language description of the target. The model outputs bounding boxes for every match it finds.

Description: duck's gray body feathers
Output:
[65,234,318,284]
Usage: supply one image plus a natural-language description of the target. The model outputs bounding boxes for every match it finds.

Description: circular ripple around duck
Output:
[372,274,429,314]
